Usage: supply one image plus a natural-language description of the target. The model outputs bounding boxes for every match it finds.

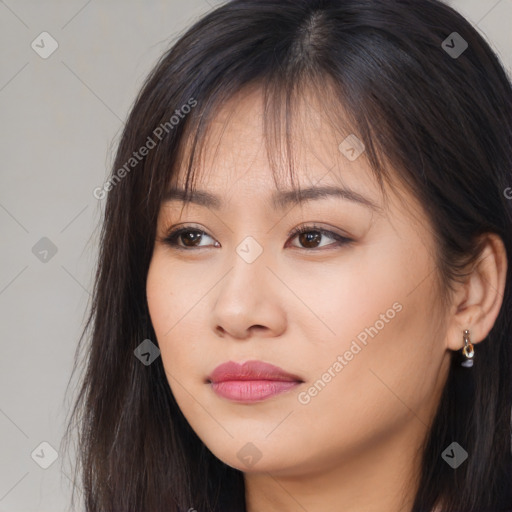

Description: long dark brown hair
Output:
[62,1,512,510]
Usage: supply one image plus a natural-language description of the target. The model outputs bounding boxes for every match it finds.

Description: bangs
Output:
[158,71,396,218]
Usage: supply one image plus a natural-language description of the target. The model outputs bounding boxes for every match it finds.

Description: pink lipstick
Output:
[207,360,303,402]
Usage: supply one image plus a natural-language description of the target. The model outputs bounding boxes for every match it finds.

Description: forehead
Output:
[168,85,385,208]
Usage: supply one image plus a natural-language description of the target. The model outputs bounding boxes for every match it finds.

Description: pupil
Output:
[183,231,202,246]
[300,232,320,248]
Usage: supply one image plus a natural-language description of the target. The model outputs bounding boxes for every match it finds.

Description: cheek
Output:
[284,239,415,347]
[276,308,438,470]
[146,257,186,369]
[146,253,202,340]
[146,255,208,387]
[294,236,442,419]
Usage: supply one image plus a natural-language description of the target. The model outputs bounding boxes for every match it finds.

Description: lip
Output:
[207,360,304,402]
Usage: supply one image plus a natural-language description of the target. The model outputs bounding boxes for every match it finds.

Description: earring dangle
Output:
[461,329,474,368]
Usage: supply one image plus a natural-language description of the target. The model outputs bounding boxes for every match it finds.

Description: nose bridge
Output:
[218,234,270,307]
[210,234,287,338]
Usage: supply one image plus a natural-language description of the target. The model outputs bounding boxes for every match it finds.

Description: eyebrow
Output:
[163,185,380,211]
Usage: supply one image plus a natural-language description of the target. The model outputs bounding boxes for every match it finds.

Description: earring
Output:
[461,329,474,367]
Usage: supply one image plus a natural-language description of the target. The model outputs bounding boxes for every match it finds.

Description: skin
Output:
[146,87,507,512]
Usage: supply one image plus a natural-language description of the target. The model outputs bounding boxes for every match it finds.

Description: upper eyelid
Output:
[163,223,343,237]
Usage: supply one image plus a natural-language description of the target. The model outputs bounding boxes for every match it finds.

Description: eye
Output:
[160,224,353,251]
[287,224,353,250]
[161,225,219,249]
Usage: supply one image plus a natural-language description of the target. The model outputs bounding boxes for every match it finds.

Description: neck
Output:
[244,418,426,512]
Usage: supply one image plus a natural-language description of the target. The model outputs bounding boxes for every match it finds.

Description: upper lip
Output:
[207,360,304,383]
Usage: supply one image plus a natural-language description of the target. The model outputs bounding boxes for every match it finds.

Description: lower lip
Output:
[210,380,301,402]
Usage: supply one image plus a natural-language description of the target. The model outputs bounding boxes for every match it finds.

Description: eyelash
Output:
[161,224,353,251]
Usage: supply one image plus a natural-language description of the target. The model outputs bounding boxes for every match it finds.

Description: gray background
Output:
[0,1,510,510]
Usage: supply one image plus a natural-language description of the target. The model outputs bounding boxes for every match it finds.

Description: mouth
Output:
[207,360,304,403]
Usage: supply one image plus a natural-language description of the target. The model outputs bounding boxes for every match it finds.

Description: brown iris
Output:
[298,231,322,249]
[180,231,203,247]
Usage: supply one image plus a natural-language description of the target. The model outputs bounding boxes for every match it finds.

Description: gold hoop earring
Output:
[461,329,474,368]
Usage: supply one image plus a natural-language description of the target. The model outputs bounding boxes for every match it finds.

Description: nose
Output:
[210,250,287,340]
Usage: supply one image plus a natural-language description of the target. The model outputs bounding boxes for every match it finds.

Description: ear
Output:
[445,233,508,351]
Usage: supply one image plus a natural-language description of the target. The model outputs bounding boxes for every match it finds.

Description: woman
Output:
[63,0,512,510]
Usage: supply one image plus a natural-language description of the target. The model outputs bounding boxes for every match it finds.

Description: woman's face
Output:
[146,88,451,477]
